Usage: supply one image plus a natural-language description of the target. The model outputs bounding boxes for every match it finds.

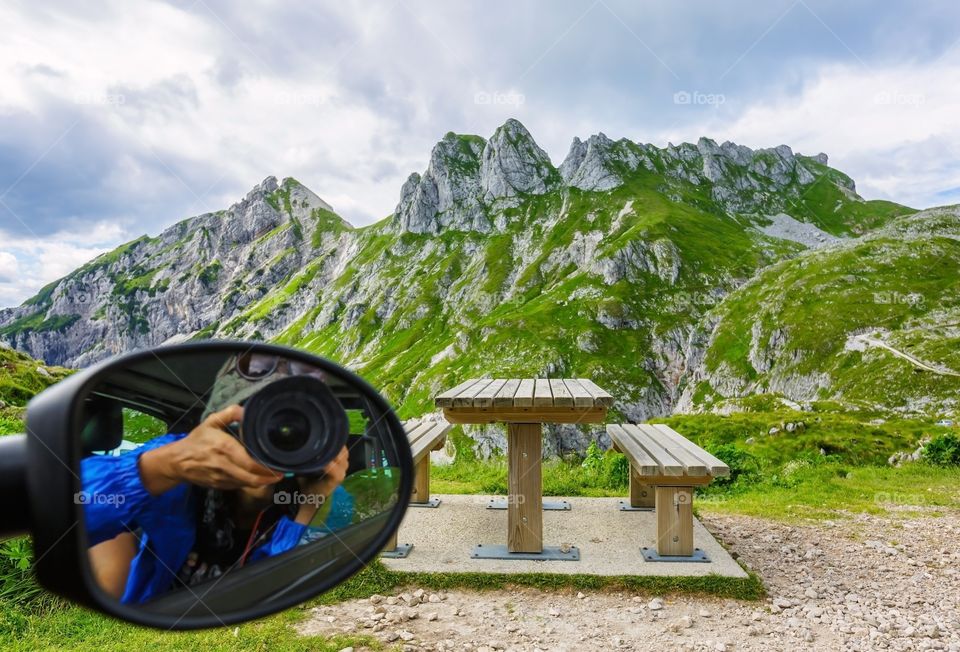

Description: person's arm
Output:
[88,532,138,599]
[138,405,283,494]
[80,433,186,546]
[319,485,355,532]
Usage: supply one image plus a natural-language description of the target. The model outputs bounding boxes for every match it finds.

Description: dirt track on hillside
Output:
[298,510,960,651]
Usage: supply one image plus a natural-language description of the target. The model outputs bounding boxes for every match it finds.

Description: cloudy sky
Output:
[1,0,958,307]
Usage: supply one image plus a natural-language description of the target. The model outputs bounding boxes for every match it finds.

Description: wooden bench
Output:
[404,418,452,508]
[382,417,452,558]
[607,423,729,561]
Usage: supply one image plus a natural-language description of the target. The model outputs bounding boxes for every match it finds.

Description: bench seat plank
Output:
[636,424,708,476]
[649,424,730,477]
[404,420,433,443]
[409,422,451,461]
[621,424,684,476]
[607,424,660,475]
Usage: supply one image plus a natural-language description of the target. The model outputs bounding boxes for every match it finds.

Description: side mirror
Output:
[4,341,412,629]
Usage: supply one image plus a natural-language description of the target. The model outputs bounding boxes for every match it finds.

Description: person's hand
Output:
[139,405,283,495]
[293,445,349,525]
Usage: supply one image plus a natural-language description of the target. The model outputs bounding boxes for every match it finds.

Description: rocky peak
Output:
[394,132,487,234]
[394,119,557,234]
[243,175,280,203]
[0,175,351,367]
[558,133,647,191]
[479,118,557,201]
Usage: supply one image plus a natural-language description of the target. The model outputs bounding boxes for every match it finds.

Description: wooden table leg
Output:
[655,486,694,556]
[507,422,543,553]
[410,456,430,504]
[383,528,398,553]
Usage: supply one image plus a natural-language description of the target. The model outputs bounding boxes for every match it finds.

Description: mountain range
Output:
[2,118,958,449]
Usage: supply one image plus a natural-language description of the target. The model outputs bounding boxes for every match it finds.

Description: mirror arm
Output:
[0,434,30,538]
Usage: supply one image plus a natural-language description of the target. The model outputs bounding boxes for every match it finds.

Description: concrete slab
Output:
[382,495,747,579]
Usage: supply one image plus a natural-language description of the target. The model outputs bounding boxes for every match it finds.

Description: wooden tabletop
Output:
[436,378,613,408]
[436,378,613,424]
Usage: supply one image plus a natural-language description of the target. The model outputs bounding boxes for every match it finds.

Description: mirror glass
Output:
[75,345,406,620]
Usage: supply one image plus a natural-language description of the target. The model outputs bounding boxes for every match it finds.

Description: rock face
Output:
[395,133,487,234]
[1,118,933,456]
[558,133,647,191]
[480,119,557,201]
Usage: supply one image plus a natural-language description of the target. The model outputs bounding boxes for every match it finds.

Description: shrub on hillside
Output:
[707,443,760,488]
[582,441,630,489]
[922,433,960,466]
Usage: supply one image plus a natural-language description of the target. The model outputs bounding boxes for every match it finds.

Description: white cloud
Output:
[0,252,18,282]
[0,222,127,307]
[659,47,960,207]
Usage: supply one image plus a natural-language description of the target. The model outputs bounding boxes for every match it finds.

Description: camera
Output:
[234,375,349,474]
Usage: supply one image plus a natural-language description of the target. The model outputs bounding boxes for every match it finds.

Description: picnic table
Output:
[436,378,612,561]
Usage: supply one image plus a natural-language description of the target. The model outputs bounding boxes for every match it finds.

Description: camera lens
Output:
[265,408,311,452]
[241,373,349,474]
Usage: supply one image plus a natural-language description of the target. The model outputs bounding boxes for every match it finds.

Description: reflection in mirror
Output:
[77,347,405,617]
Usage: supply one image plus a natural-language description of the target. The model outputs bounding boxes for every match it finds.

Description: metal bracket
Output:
[408,497,442,508]
[641,547,710,563]
[486,498,571,511]
[618,500,654,512]
[381,543,414,559]
[471,543,580,561]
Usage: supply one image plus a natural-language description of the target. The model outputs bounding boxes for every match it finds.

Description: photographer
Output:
[81,404,351,604]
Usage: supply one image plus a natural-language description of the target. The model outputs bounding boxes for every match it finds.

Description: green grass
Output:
[2,394,957,650]
[655,409,944,466]
[697,461,960,521]
[1,602,380,652]
[0,313,81,337]
[122,409,169,443]
[0,347,70,406]
[321,559,764,602]
[432,453,960,521]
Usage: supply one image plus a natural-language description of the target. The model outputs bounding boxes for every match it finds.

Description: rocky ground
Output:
[298,509,960,651]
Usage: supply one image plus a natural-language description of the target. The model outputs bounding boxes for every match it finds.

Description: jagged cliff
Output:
[5,118,947,454]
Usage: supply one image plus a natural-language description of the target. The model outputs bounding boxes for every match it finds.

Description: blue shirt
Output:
[81,433,354,603]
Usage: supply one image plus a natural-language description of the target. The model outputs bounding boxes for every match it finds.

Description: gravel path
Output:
[298,509,960,651]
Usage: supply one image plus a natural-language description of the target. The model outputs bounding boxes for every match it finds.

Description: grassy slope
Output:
[0,346,70,432]
[271,152,917,419]
[697,225,960,413]
[1,148,918,418]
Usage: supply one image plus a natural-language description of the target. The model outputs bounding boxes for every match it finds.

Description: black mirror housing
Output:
[17,340,413,629]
